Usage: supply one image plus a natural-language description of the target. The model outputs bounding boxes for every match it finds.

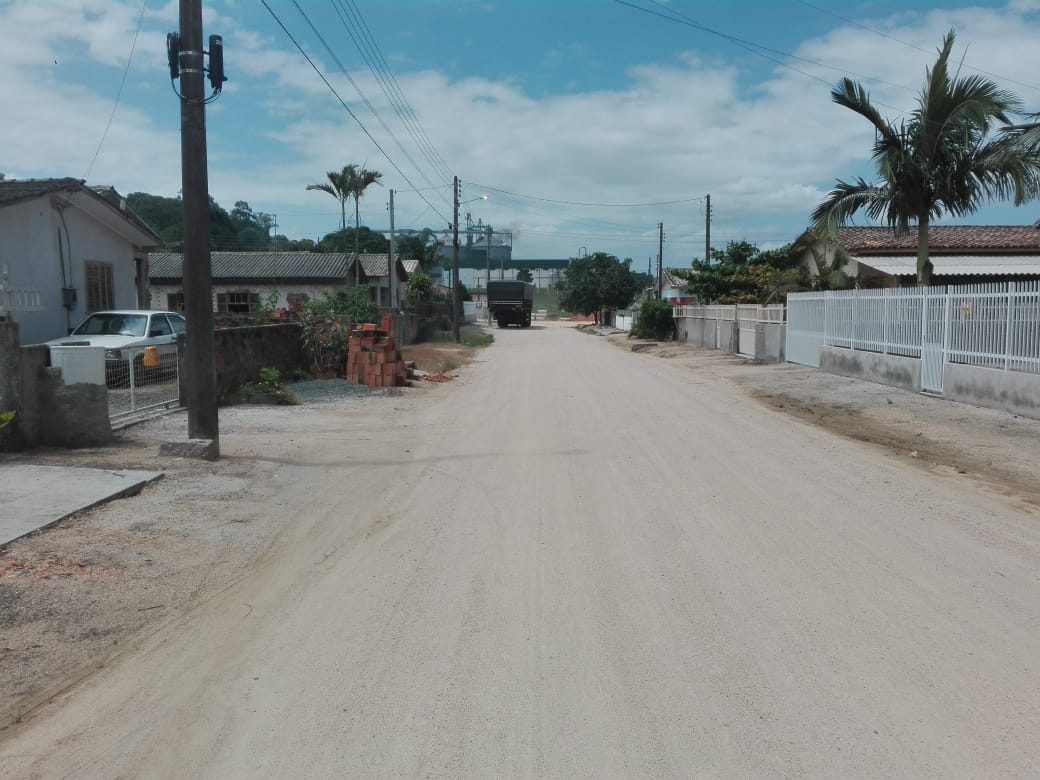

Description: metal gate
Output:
[737,305,756,357]
[920,293,947,393]
[108,345,181,427]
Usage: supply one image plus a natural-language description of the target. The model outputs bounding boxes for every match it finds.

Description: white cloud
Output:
[4,2,1040,261]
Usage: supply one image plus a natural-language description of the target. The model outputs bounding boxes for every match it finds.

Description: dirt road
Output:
[2,322,1039,778]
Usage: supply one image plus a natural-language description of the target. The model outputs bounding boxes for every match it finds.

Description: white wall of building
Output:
[1,196,141,344]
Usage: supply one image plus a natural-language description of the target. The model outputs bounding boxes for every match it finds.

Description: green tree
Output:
[675,241,810,304]
[230,201,275,250]
[125,192,273,251]
[559,252,638,323]
[318,227,389,254]
[396,228,443,270]
[812,30,1040,286]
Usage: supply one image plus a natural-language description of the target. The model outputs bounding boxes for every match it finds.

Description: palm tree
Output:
[306,167,352,235]
[344,165,382,285]
[812,30,1040,285]
[307,164,383,284]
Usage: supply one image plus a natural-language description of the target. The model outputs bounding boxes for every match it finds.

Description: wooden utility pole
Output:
[388,188,396,309]
[179,0,219,453]
[705,193,711,263]
[452,176,461,343]
[657,222,664,299]
[486,225,493,323]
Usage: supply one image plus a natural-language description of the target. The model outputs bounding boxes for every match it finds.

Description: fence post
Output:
[941,287,951,390]
[824,293,830,348]
[883,291,889,355]
[1004,281,1015,371]
[851,288,858,350]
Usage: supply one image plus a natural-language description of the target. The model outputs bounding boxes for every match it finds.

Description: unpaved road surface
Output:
[2,322,1040,778]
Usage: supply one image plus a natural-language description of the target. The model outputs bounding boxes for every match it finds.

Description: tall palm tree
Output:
[343,165,382,285]
[306,167,352,235]
[812,30,1040,285]
[307,165,383,284]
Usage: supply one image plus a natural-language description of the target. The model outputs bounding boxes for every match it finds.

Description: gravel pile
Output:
[287,378,402,403]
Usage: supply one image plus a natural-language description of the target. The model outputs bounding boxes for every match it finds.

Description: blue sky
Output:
[3,0,1040,264]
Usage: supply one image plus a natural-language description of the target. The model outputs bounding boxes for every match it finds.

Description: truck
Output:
[486,280,534,328]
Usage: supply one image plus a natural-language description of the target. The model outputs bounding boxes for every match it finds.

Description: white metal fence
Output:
[674,304,785,356]
[786,281,1040,392]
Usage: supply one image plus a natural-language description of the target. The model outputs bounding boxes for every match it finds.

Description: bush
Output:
[407,273,434,304]
[631,299,676,340]
[298,290,377,373]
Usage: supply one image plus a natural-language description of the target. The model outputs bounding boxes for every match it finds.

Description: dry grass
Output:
[401,341,479,374]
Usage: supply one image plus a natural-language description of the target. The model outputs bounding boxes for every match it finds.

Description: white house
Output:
[0,178,160,345]
[797,224,1040,286]
[149,251,369,315]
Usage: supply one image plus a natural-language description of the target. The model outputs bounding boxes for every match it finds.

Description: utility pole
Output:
[657,222,664,300]
[178,0,218,454]
[388,188,396,310]
[705,193,711,263]
[486,225,492,323]
[452,175,461,343]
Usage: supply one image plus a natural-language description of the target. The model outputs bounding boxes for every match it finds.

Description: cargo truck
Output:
[486,280,534,328]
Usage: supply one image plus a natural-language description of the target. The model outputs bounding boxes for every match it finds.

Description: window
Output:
[167,292,185,312]
[148,315,173,337]
[287,293,310,312]
[84,261,114,312]
[216,291,260,314]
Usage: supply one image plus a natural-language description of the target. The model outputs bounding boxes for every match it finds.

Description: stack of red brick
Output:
[346,316,409,387]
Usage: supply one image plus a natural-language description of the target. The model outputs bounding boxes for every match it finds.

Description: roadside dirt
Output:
[0,339,487,728]
[2,324,1038,740]
[604,329,1040,511]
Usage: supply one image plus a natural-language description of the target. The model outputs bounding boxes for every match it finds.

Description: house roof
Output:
[0,177,83,204]
[855,254,1040,277]
[836,225,1040,253]
[662,268,687,290]
[359,254,390,277]
[90,185,161,240]
[149,251,367,282]
[0,178,160,246]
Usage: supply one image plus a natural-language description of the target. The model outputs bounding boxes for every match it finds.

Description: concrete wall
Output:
[1,324,111,451]
[943,363,1040,420]
[819,346,920,392]
[210,324,308,391]
[756,323,787,364]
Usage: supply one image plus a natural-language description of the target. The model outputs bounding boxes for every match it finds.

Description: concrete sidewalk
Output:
[0,466,163,547]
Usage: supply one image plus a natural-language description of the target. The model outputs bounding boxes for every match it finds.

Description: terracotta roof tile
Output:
[837,225,1040,253]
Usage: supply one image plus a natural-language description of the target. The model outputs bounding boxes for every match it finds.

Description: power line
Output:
[333,0,455,185]
[84,0,148,181]
[795,0,1040,95]
[614,0,913,116]
[259,0,451,227]
[467,181,706,207]
[290,0,443,195]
